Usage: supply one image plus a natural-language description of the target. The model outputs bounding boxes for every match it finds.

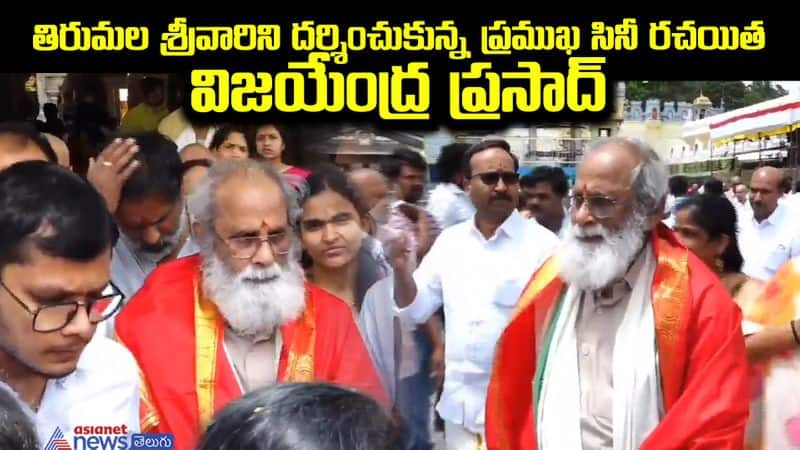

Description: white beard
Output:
[559,213,648,291]
[201,252,306,337]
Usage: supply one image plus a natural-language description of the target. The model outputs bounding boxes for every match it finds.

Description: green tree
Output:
[625,81,787,110]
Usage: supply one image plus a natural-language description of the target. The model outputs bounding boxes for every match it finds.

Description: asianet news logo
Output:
[44,426,174,450]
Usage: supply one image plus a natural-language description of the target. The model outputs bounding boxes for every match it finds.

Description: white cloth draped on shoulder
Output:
[537,244,663,450]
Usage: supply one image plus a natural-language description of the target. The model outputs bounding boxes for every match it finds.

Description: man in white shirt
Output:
[519,166,570,237]
[87,133,198,300]
[158,107,216,151]
[0,162,139,448]
[740,166,800,281]
[391,139,559,449]
[427,143,476,229]
[732,183,753,222]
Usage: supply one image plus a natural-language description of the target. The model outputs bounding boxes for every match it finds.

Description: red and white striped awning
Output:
[709,94,800,144]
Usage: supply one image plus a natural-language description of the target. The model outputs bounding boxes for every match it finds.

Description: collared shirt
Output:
[557,211,571,238]
[397,209,559,433]
[740,204,800,281]
[119,102,169,134]
[733,199,753,224]
[575,245,647,450]
[111,234,199,300]
[174,125,216,153]
[426,182,476,229]
[35,336,140,447]
[223,329,279,392]
[101,235,199,339]
[386,203,442,257]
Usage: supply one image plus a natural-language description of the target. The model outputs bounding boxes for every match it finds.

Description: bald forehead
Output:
[350,169,387,188]
[578,143,640,182]
[180,144,213,162]
[752,167,783,186]
[216,169,283,202]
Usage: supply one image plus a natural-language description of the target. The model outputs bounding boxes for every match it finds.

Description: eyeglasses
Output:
[213,228,292,260]
[470,171,520,186]
[0,278,124,333]
[570,194,625,219]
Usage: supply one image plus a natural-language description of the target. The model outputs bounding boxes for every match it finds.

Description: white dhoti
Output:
[445,421,486,450]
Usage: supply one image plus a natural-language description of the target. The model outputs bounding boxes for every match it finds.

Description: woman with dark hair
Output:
[297,165,401,404]
[253,124,310,184]
[676,194,800,449]
[198,383,407,450]
[674,194,753,295]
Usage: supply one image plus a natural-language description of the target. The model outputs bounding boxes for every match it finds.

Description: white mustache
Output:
[572,224,604,238]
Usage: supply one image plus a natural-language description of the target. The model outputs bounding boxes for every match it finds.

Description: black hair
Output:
[462,139,519,178]
[0,161,116,269]
[676,194,743,273]
[43,102,58,118]
[383,148,427,181]
[668,175,689,196]
[794,180,800,193]
[140,77,164,95]
[302,165,369,217]
[250,123,290,158]
[0,121,57,164]
[118,132,182,204]
[782,174,793,194]
[299,165,379,310]
[0,382,38,450]
[209,124,254,153]
[702,178,724,196]
[435,142,471,183]
[198,383,406,450]
[520,166,568,197]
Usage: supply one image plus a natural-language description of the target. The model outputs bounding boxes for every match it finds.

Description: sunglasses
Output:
[471,171,520,186]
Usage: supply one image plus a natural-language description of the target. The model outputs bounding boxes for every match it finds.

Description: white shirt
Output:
[733,198,753,224]
[174,125,216,153]
[557,210,571,238]
[397,210,559,433]
[740,204,800,281]
[35,336,140,448]
[426,183,476,229]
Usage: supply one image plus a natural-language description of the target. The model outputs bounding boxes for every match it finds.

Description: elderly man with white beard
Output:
[485,137,750,450]
[114,159,387,450]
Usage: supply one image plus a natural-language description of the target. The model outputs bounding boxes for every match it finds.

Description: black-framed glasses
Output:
[213,228,292,260]
[0,278,125,333]
[570,194,625,219]
[470,171,520,186]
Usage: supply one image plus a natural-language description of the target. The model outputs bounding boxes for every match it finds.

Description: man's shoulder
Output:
[116,256,199,331]
[519,217,560,248]
[158,108,188,139]
[142,255,199,292]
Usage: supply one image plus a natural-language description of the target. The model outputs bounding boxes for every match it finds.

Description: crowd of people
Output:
[0,83,799,450]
